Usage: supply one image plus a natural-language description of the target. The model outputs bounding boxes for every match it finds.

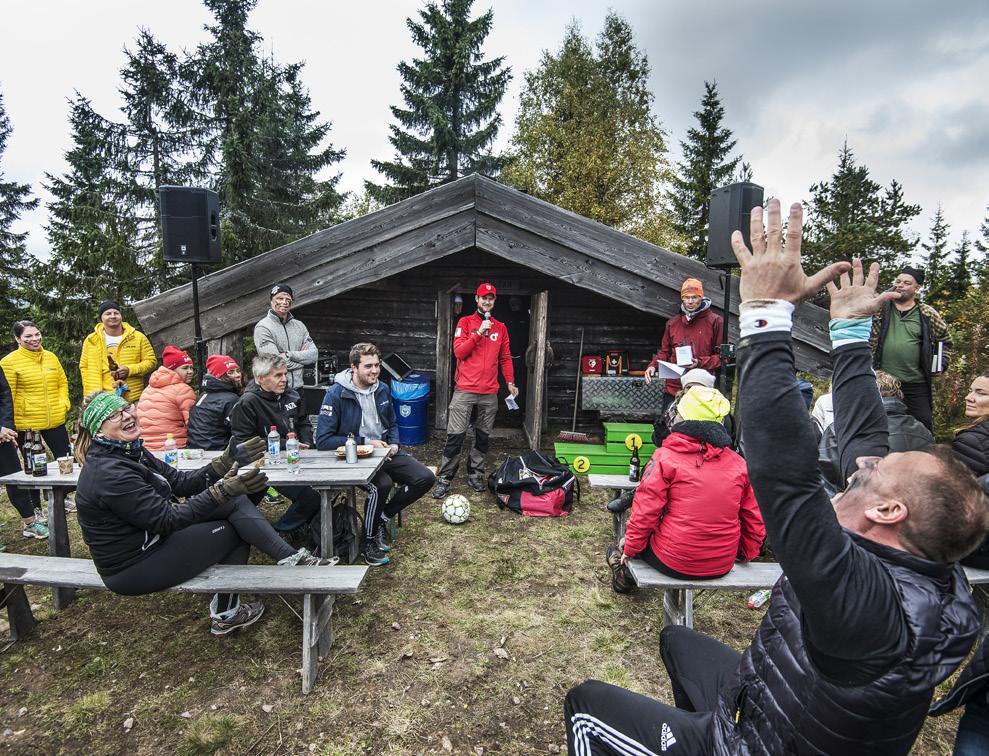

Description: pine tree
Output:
[946,231,972,295]
[502,14,675,246]
[667,81,741,259]
[919,205,951,308]
[974,206,989,283]
[367,0,510,205]
[32,96,145,365]
[802,142,920,284]
[0,91,39,339]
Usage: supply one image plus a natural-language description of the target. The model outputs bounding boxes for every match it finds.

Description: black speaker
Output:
[159,186,221,264]
[706,182,764,268]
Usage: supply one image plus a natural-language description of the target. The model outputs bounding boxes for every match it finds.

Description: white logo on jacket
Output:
[455,327,462,337]
[320,404,333,416]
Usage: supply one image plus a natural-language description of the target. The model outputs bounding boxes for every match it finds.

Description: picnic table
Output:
[0,448,387,609]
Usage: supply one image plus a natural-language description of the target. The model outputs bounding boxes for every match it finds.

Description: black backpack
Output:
[331,494,361,564]
[488,450,578,516]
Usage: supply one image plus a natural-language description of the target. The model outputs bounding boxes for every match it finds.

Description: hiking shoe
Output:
[373,522,391,553]
[210,601,265,636]
[363,542,390,567]
[606,491,635,513]
[33,507,48,525]
[431,478,451,499]
[278,548,338,567]
[467,474,486,492]
[605,546,635,594]
[22,521,49,540]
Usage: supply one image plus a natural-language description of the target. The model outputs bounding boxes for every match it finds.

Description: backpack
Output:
[331,495,361,564]
[487,450,578,517]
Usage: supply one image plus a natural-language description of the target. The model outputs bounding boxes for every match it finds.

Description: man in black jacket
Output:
[187,355,243,450]
[229,354,319,536]
[564,199,988,754]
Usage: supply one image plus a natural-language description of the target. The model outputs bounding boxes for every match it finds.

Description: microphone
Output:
[483,312,490,321]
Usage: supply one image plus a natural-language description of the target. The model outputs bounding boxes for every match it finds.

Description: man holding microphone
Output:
[432,283,518,498]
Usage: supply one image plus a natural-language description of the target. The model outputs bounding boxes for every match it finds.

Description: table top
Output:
[587,474,640,490]
[0,448,388,489]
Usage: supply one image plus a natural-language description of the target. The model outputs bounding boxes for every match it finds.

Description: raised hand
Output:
[730,199,850,305]
[826,258,900,320]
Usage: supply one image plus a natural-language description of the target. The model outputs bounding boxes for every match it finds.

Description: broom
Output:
[557,327,598,443]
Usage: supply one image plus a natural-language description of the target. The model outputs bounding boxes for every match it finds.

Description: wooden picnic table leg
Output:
[300,592,337,695]
[318,488,335,561]
[46,488,75,609]
[2,584,37,640]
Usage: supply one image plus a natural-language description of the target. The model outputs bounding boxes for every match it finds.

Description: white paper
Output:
[675,345,694,367]
[654,361,685,380]
[505,395,519,410]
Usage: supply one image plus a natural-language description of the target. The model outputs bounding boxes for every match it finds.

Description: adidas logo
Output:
[660,722,677,751]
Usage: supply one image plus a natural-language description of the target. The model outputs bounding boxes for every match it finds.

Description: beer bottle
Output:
[32,431,48,477]
[22,430,34,474]
[108,354,119,374]
[628,443,641,482]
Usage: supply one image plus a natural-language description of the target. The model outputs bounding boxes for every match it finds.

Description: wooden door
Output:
[524,291,549,450]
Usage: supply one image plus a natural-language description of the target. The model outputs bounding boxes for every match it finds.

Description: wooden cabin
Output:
[133,174,831,448]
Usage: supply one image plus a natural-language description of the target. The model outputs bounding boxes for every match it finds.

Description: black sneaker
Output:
[606,491,635,513]
[210,600,265,636]
[363,542,390,567]
[431,478,452,499]
[373,523,391,553]
[467,474,486,492]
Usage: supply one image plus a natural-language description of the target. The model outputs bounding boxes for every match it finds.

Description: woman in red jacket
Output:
[621,386,765,579]
[136,346,197,450]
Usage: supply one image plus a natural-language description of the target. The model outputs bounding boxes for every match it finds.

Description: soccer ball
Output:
[441,494,471,524]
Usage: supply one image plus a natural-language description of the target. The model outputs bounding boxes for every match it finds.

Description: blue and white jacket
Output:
[315,370,400,450]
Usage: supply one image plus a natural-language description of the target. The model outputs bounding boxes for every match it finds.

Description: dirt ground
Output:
[0,434,966,754]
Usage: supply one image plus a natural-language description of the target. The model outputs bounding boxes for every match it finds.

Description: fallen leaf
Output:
[474,747,484,756]
[179,711,192,719]
[391,622,401,631]
[442,736,453,752]
[16,708,26,717]
[123,717,134,731]
[493,647,510,660]
[261,704,274,714]
[12,730,25,737]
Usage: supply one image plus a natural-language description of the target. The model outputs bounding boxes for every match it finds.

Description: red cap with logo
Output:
[476,283,497,298]
[206,354,241,379]
[162,345,193,370]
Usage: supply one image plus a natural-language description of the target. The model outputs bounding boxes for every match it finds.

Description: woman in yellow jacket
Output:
[0,321,71,537]
[79,301,157,401]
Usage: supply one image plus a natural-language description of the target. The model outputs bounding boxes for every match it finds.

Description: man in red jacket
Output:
[432,283,518,497]
[644,278,724,406]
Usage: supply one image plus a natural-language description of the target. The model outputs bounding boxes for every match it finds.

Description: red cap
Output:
[162,345,193,371]
[476,283,496,298]
[206,354,240,379]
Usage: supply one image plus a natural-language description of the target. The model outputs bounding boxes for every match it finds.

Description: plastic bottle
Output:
[266,425,281,465]
[345,433,358,464]
[747,589,772,609]
[163,433,178,467]
[286,432,301,474]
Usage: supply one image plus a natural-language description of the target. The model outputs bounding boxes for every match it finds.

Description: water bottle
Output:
[163,433,178,467]
[345,433,358,464]
[286,432,301,474]
[747,589,772,609]
[266,425,280,465]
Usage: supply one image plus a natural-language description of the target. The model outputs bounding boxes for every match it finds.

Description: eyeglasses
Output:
[105,404,137,424]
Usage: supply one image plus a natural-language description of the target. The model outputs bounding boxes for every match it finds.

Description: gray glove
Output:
[209,463,268,503]
[211,436,267,477]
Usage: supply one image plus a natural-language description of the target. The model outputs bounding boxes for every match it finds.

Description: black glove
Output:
[209,463,268,503]
[211,436,267,477]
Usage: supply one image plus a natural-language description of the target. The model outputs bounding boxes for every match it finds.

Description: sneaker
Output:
[605,546,635,594]
[363,542,390,567]
[430,478,451,499]
[373,522,391,553]
[64,495,77,513]
[210,600,265,636]
[278,548,338,567]
[33,507,48,525]
[467,474,486,492]
[22,521,49,540]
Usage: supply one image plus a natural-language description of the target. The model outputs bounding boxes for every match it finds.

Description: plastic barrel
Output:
[391,373,431,446]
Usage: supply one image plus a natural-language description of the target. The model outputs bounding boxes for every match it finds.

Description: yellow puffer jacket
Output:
[0,346,71,431]
[79,322,157,401]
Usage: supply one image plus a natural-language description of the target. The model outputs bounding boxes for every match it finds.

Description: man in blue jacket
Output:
[315,342,435,566]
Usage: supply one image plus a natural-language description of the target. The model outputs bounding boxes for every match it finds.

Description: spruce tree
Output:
[974,206,989,283]
[0,91,38,339]
[919,205,951,308]
[946,231,972,295]
[502,14,674,246]
[367,0,510,205]
[802,142,920,284]
[667,81,741,259]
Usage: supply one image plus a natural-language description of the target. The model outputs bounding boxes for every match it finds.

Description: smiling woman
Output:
[953,372,989,477]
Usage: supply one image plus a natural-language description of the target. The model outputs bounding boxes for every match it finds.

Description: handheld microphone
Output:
[483,312,490,321]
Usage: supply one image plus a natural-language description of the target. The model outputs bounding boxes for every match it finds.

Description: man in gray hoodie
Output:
[253,284,318,389]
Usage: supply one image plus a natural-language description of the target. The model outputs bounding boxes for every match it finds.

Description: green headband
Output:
[82,392,129,435]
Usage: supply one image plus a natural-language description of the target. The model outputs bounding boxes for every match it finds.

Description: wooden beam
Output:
[435,290,452,431]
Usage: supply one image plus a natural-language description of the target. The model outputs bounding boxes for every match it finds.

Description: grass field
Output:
[0,435,966,754]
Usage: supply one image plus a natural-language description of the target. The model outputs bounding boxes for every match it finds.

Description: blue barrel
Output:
[391,373,431,446]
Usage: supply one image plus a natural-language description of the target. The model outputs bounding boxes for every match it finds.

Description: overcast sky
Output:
[2,0,987,262]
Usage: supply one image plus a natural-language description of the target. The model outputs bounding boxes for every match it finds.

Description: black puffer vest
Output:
[712,539,979,755]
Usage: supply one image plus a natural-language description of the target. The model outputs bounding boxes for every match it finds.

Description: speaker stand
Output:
[191,263,206,381]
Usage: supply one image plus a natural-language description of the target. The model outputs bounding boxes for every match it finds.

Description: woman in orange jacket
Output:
[136,346,197,450]
[0,320,72,538]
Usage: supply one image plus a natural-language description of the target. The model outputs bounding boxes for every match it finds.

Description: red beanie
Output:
[162,345,193,371]
[206,354,240,379]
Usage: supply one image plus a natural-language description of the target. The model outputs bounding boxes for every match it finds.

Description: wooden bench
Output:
[0,553,367,694]
[587,473,638,540]
[627,560,989,629]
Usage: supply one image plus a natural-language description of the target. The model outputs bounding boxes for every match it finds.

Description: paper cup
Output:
[57,456,74,475]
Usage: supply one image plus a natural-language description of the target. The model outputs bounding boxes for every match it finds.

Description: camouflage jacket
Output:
[869,300,952,384]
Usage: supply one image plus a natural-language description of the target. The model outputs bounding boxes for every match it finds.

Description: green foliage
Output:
[0,91,39,343]
[502,14,677,248]
[920,205,952,309]
[368,0,510,205]
[802,142,920,285]
[666,81,742,259]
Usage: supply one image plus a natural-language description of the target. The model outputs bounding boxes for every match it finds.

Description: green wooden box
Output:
[554,442,637,477]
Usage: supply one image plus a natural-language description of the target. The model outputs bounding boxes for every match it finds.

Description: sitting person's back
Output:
[623,386,765,579]
[187,355,243,451]
[136,347,197,450]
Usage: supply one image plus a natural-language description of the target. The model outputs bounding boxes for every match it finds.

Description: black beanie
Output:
[98,300,121,317]
[899,266,925,286]
[270,284,294,299]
